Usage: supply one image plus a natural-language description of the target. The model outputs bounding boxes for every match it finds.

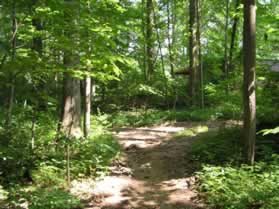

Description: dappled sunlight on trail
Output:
[74,122,228,209]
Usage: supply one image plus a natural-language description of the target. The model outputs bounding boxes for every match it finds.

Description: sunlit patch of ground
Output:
[72,121,240,209]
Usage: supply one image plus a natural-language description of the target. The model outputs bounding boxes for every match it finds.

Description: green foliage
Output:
[175,126,209,137]
[192,128,243,165]
[193,128,279,208]
[197,156,279,209]
[0,110,120,207]
[31,165,66,188]
[259,126,279,136]
[0,185,8,202]
[0,108,57,183]
[70,134,120,178]
[7,186,82,209]
[0,0,278,209]
[102,108,241,128]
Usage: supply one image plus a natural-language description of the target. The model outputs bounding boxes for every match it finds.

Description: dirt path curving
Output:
[76,122,220,209]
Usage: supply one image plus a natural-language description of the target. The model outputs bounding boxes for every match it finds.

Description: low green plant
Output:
[175,125,209,138]
[193,128,279,209]
[31,165,66,188]
[7,186,82,209]
[102,107,241,128]
[0,109,121,208]
[197,156,279,209]
[0,185,8,201]
[71,133,120,177]
[192,127,243,165]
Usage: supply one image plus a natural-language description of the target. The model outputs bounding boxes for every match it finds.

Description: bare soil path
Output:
[74,122,223,209]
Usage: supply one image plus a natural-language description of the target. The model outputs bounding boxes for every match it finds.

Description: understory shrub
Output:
[192,127,243,165]
[197,156,279,209]
[193,128,279,209]
[7,186,82,209]
[0,109,120,208]
[103,107,242,128]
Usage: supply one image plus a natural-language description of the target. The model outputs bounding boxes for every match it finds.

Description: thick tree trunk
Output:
[243,0,256,165]
[62,73,81,186]
[84,76,91,138]
[62,0,81,186]
[189,0,199,106]
[61,73,82,137]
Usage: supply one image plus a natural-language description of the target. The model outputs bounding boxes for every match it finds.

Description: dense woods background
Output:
[0,0,278,208]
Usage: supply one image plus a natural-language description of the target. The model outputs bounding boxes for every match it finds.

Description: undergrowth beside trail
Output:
[96,106,242,128]
[192,127,279,209]
[0,110,120,209]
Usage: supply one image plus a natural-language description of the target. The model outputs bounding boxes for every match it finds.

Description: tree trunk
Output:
[146,0,154,81]
[197,0,204,109]
[62,0,81,186]
[84,76,91,138]
[142,0,147,80]
[152,1,165,76]
[243,0,256,165]
[224,0,230,92]
[228,0,240,71]
[31,110,36,150]
[167,1,174,77]
[61,73,82,138]
[189,0,199,106]
[6,0,16,126]
[32,0,43,55]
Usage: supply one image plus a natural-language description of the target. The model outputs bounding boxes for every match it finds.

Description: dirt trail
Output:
[77,122,217,209]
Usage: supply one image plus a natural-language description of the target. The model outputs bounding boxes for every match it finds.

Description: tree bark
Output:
[224,0,230,92]
[152,1,165,76]
[197,0,204,108]
[189,0,199,106]
[167,1,174,77]
[228,0,240,71]
[32,0,43,55]
[243,0,256,165]
[84,76,91,138]
[142,0,147,80]
[62,0,82,186]
[6,0,16,127]
[62,0,82,138]
[61,73,82,138]
[146,0,154,81]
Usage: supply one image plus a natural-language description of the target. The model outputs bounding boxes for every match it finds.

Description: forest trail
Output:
[82,122,216,209]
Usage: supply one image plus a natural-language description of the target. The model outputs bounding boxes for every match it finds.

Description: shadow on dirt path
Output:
[77,121,226,209]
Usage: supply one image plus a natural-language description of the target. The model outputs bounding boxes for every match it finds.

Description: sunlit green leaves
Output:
[259,127,279,136]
